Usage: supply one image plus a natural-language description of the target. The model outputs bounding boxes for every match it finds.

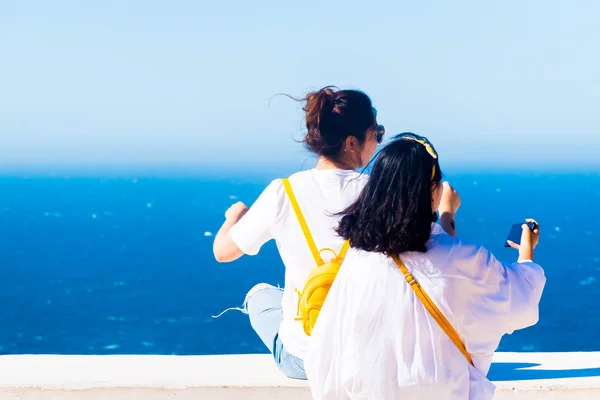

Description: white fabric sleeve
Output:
[474,246,546,334]
[431,222,444,235]
[229,179,284,256]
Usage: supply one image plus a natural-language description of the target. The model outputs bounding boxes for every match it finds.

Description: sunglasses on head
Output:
[395,133,438,179]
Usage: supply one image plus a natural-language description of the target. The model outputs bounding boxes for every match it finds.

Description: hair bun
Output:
[317,87,336,113]
[302,86,338,138]
[299,86,374,159]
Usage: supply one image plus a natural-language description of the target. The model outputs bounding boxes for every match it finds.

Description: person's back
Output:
[305,133,546,399]
[212,86,385,379]
[249,168,369,358]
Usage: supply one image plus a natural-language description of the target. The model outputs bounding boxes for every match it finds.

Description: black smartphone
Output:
[504,221,536,247]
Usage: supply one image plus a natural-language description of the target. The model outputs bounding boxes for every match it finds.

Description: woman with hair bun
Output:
[212,86,385,379]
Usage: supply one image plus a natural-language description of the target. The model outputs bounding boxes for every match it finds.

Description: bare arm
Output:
[438,182,460,237]
[439,211,457,237]
[212,202,248,263]
[507,219,540,263]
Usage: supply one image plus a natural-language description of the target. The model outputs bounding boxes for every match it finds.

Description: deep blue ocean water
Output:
[1,170,599,355]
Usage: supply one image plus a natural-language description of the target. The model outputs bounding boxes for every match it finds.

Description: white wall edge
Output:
[0,352,599,399]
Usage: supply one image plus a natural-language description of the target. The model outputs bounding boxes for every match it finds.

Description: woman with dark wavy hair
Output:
[305,133,546,400]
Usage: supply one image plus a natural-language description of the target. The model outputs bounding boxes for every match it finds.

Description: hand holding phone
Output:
[504,221,536,248]
[505,219,540,262]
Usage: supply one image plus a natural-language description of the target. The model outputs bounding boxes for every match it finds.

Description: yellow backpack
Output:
[282,178,350,336]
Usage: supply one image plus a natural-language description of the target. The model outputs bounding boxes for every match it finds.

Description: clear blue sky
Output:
[1,1,598,170]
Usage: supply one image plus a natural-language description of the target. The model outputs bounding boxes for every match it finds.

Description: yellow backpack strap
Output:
[282,178,324,266]
[337,240,350,261]
[391,254,474,366]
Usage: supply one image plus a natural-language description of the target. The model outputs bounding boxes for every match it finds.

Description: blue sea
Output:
[1,169,599,355]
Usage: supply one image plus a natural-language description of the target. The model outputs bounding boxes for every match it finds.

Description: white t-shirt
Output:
[230,168,368,359]
[305,224,546,400]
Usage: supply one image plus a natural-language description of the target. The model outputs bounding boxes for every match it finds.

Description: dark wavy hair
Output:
[336,133,442,255]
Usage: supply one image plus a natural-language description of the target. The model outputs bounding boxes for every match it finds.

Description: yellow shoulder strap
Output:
[337,239,350,261]
[391,254,474,366]
[282,178,325,266]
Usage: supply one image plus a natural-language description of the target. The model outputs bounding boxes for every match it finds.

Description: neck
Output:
[315,156,357,171]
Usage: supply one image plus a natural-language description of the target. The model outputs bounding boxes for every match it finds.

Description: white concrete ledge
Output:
[1,352,600,399]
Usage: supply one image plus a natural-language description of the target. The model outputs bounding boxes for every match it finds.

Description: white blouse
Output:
[305,224,546,400]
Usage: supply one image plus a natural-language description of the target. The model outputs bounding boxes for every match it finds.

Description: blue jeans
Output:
[245,283,307,380]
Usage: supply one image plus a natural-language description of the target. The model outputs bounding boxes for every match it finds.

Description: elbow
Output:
[213,243,237,263]
[520,307,540,330]
[512,287,545,331]
[214,252,228,263]
[525,307,540,327]
[213,245,228,263]
[212,239,226,263]
[212,233,245,263]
